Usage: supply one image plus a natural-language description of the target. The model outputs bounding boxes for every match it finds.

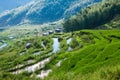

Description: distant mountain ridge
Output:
[0,0,32,13]
[0,0,101,27]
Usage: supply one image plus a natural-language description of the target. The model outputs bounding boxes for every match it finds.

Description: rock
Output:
[26,43,32,49]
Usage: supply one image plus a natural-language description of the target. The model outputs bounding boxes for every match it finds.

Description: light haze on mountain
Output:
[0,0,32,13]
[0,0,101,27]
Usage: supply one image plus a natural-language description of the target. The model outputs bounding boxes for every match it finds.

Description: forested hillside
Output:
[63,0,120,32]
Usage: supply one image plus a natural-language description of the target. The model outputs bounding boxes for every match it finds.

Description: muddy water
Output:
[36,69,52,79]
[12,58,50,74]
[56,58,67,67]
[67,38,72,51]
[20,52,25,55]
[56,60,62,67]
[52,38,60,53]
[41,41,46,49]
[33,51,41,55]
[0,43,7,49]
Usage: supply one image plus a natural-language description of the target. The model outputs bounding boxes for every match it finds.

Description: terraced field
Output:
[0,30,120,80]
[44,30,120,80]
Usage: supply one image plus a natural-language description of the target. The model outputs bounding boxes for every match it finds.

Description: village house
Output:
[42,32,49,36]
[49,30,54,34]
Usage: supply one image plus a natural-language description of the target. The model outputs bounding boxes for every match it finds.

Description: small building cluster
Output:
[42,28,63,36]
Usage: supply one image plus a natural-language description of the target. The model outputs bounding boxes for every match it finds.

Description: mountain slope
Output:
[63,0,120,32]
[0,0,101,27]
[0,0,32,13]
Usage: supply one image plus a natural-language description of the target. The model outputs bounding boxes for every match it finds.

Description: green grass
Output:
[0,30,120,80]
[45,30,120,80]
[0,36,53,71]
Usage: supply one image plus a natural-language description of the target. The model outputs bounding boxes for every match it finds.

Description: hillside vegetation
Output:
[63,0,120,32]
[0,30,120,80]
[0,0,120,80]
[44,30,120,80]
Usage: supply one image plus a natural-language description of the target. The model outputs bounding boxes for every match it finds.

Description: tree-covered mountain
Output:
[63,0,120,32]
[0,0,101,27]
